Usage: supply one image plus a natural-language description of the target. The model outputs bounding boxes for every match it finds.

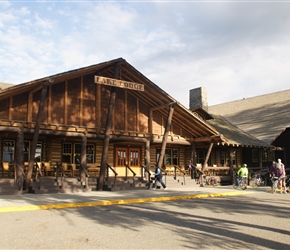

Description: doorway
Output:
[115,147,141,176]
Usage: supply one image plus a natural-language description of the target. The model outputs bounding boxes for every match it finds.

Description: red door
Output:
[115,147,141,176]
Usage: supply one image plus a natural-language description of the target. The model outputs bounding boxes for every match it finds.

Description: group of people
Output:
[151,158,287,192]
[269,158,287,194]
[237,159,287,192]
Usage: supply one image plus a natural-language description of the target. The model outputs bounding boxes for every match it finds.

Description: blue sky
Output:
[1,1,290,107]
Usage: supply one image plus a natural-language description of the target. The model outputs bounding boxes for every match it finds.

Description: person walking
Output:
[269,161,277,177]
[152,166,167,190]
[237,164,249,189]
[276,159,287,194]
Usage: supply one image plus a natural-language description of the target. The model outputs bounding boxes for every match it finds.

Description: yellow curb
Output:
[0,191,251,213]
[267,188,289,193]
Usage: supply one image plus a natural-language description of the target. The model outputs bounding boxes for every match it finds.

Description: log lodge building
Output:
[0,58,275,194]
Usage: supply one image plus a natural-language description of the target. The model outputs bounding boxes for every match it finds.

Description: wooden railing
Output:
[139,162,151,189]
[160,166,167,185]
[174,165,186,185]
[55,162,65,188]
[106,163,118,188]
[125,164,136,187]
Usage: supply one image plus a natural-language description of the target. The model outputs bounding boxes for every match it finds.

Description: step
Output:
[0,178,23,195]
[32,177,91,194]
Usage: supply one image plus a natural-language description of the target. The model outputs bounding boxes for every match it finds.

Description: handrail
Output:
[139,162,151,189]
[34,161,43,191]
[125,164,136,187]
[34,161,43,178]
[76,159,89,188]
[76,159,90,178]
[106,163,118,187]
[161,166,167,185]
[174,165,186,185]
[55,162,64,188]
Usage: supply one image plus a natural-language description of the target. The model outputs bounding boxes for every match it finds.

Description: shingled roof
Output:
[207,114,269,147]
[208,89,290,144]
[0,82,14,90]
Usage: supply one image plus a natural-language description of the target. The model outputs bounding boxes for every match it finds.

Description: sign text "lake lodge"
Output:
[94,76,144,92]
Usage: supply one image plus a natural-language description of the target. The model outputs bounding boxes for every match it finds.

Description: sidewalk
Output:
[0,185,264,213]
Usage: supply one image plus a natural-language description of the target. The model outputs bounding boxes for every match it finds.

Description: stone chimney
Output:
[189,87,208,112]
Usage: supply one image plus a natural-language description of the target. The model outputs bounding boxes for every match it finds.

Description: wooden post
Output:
[80,134,87,185]
[258,148,263,169]
[190,142,196,179]
[25,81,50,191]
[191,142,196,165]
[15,129,24,187]
[97,64,120,191]
[200,142,214,187]
[145,139,150,167]
[157,104,175,169]
[229,147,234,182]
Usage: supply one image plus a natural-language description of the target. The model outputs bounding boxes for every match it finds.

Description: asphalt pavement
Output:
[1,185,289,249]
[0,184,271,213]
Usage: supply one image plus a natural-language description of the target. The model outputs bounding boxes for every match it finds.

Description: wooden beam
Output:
[15,128,24,188]
[98,63,120,191]
[9,96,12,120]
[48,84,51,124]
[80,76,83,126]
[64,80,68,125]
[157,104,175,168]
[25,82,49,191]
[125,90,128,131]
[27,92,32,122]
[96,84,101,129]
[200,143,214,187]
[150,102,177,111]
[80,134,87,183]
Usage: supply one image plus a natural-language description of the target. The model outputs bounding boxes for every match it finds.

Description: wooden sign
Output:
[94,76,144,92]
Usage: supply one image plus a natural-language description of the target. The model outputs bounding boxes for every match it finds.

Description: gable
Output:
[0,58,222,143]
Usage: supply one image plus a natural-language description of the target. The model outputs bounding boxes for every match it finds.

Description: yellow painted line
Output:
[0,191,251,213]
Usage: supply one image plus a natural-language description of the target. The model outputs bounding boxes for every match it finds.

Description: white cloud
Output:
[1,1,290,107]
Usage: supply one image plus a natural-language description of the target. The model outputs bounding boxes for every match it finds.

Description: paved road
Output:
[0,186,289,249]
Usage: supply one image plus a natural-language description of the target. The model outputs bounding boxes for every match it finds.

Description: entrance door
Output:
[115,147,141,176]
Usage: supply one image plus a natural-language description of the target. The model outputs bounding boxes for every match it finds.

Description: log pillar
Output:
[15,128,24,188]
[80,134,87,183]
[97,64,120,191]
[200,142,214,187]
[25,81,50,191]
[156,104,175,169]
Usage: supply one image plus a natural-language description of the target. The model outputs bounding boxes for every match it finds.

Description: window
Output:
[252,149,258,162]
[156,148,179,166]
[197,150,205,164]
[3,140,15,163]
[62,143,72,163]
[23,141,42,162]
[86,145,94,163]
[35,143,42,162]
[23,141,30,162]
[62,142,94,164]
[220,150,229,166]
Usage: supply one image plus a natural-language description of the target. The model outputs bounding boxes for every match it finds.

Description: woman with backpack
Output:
[276,159,287,194]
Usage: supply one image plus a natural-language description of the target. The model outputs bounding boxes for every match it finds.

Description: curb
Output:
[0,191,252,213]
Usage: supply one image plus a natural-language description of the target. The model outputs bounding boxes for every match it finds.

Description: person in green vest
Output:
[237,164,249,188]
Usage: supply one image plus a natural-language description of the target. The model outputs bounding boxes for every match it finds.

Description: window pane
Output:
[3,140,15,163]
[62,143,72,163]
[35,142,42,162]
[165,149,172,165]
[23,141,29,162]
